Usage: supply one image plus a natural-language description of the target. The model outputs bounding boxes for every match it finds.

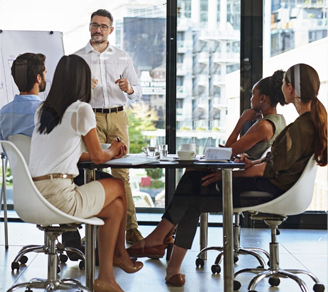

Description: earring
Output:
[260,100,263,103]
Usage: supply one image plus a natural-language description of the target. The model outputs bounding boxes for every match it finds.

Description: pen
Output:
[116,137,120,142]
[120,74,123,79]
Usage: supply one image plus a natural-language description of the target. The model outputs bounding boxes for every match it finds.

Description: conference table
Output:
[79,156,245,292]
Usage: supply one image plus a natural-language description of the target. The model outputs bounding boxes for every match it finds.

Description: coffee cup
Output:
[180,143,196,151]
[178,150,196,160]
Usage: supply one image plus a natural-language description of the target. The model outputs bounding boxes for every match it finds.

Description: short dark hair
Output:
[91,9,113,24]
[38,54,92,134]
[11,53,46,92]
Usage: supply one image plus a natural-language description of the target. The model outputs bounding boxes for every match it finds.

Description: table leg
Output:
[222,169,233,292]
[84,169,96,290]
[199,212,208,260]
[85,224,95,289]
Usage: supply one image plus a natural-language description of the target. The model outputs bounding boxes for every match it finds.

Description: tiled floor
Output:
[0,221,327,292]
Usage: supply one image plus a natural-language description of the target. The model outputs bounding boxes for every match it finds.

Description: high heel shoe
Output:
[113,255,143,273]
[165,274,185,287]
[127,240,166,259]
[164,235,174,261]
[127,235,174,259]
[94,279,122,292]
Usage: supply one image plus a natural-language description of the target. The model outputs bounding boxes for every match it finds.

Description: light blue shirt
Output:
[0,95,42,140]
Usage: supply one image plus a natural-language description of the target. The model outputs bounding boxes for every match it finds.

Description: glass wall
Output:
[265,0,328,211]
[0,0,326,213]
[0,0,168,210]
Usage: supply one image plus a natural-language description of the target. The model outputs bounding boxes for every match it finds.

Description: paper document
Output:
[105,154,157,165]
[204,147,232,160]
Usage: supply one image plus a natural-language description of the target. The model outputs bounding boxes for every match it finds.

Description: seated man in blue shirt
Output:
[1,53,108,262]
[0,53,46,140]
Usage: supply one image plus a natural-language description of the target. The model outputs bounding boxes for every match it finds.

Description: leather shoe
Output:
[113,255,143,273]
[94,279,122,292]
[165,274,185,287]
[127,243,165,259]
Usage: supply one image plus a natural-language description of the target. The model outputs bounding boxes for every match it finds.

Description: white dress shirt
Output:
[75,42,142,108]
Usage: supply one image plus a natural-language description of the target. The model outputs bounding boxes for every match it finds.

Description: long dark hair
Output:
[37,55,92,134]
[255,70,286,107]
[285,63,327,166]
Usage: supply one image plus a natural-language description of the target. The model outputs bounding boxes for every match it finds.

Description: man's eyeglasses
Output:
[89,23,111,31]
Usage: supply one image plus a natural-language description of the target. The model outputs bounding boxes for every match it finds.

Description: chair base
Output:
[196,213,269,273]
[233,216,325,292]
[7,225,89,292]
[11,244,85,272]
[7,277,91,292]
[11,225,85,272]
[234,267,325,292]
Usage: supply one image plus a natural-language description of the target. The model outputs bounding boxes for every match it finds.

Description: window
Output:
[264,0,328,212]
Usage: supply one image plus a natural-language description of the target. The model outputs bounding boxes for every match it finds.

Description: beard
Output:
[91,32,107,43]
[39,79,46,92]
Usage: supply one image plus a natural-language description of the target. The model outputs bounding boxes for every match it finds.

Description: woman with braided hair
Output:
[127,64,327,287]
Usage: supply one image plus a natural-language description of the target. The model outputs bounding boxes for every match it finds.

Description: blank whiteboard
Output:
[0,30,64,109]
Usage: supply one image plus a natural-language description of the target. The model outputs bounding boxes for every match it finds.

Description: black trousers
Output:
[162,170,284,249]
[62,169,112,246]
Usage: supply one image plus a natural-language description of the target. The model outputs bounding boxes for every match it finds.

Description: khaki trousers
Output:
[95,110,138,231]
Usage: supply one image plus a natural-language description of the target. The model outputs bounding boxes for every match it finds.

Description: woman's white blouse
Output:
[29,101,96,177]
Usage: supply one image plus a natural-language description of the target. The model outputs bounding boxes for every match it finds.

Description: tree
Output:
[126,101,159,153]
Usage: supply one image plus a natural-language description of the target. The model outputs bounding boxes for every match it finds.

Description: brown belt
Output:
[32,173,74,181]
[93,106,124,114]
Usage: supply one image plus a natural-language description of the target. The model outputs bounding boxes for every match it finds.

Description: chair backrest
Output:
[235,155,318,216]
[0,140,104,226]
[8,134,31,165]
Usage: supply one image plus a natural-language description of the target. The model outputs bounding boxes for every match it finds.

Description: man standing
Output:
[0,53,46,141]
[75,9,143,244]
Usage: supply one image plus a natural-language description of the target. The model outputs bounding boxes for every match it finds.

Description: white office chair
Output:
[233,155,325,292]
[0,134,31,251]
[1,140,104,292]
[8,134,31,165]
[6,134,84,271]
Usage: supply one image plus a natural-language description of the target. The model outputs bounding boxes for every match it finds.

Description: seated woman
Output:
[225,70,286,159]
[127,63,327,287]
[29,55,142,292]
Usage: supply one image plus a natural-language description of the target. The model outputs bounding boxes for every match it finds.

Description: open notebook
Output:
[203,147,232,161]
[104,154,157,165]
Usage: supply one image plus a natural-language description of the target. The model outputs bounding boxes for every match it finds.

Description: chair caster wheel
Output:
[11,262,20,272]
[60,254,68,263]
[313,283,325,292]
[233,255,239,263]
[211,264,221,274]
[195,258,204,268]
[233,280,241,291]
[24,289,33,292]
[79,260,85,270]
[268,277,280,287]
[19,255,28,264]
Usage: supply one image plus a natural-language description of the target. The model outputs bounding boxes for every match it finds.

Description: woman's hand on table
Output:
[110,138,127,159]
[234,154,253,169]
